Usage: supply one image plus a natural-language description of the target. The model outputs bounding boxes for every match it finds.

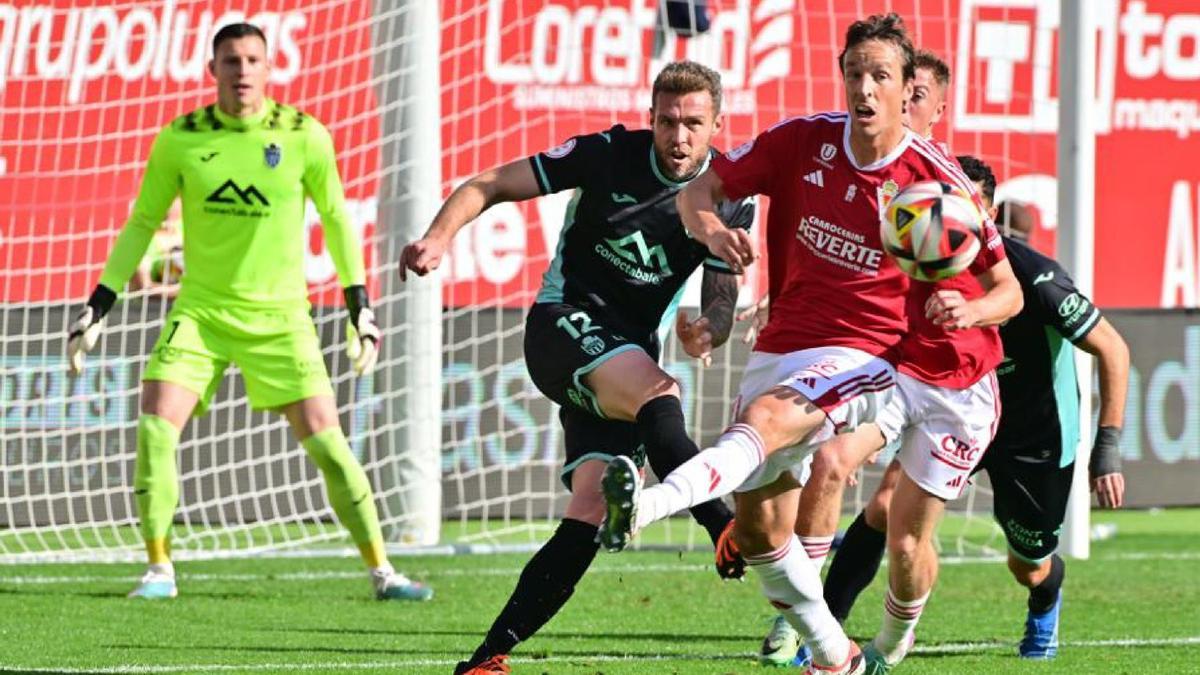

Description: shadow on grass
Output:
[261,625,761,643]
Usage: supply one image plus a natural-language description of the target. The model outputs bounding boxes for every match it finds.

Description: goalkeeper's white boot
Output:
[128,567,177,600]
[371,565,433,602]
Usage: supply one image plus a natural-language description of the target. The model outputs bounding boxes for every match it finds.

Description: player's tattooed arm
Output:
[700,267,738,349]
[676,269,737,367]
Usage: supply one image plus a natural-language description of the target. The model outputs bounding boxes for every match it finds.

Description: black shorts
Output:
[524,302,656,490]
[978,444,1075,563]
[557,406,646,491]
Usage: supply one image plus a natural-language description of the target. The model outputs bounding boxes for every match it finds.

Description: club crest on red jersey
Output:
[877,179,900,217]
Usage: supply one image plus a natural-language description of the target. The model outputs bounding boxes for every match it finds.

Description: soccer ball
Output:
[881,180,983,281]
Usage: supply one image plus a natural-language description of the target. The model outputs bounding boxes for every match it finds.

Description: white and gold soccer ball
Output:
[881,180,983,282]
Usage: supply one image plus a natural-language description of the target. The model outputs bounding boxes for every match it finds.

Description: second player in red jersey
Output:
[896,133,1009,387]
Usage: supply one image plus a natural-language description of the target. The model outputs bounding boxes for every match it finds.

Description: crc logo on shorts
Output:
[580,335,606,356]
[931,434,982,471]
[794,358,841,387]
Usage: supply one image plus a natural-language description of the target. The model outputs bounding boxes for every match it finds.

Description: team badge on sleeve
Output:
[545,138,576,158]
[264,143,282,168]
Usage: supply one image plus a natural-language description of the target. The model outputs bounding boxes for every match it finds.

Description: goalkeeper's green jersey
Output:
[99,99,364,309]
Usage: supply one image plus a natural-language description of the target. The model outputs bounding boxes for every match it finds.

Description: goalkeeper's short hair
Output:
[213,22,267,55]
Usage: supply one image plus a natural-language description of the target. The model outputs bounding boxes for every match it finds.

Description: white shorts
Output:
[794,435,901,488]
[877,371,1001,500]
[732,347,898,493]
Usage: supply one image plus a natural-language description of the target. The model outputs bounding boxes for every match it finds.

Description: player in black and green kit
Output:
[66,23,430,602]
[402,61,753,675]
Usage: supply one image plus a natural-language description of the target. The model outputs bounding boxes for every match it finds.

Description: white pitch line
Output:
[913,635,1200,654]
[0,654,744,674]
[0,550,1196,586]
[4,637,1200,674]
[0,564,706,586]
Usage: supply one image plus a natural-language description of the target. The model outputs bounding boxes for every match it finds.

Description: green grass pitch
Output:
[1,508,1196,673]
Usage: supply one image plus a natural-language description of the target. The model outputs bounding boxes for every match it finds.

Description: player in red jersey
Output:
[781,46,1022,670]
[807,51,954,591]
[789,45,957,594]
[861,141,1021,672]
[597,15,1017,675]
[754,48,964,667]
[743,46,1021,670]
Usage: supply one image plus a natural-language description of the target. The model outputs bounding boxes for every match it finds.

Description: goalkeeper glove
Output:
[343,285,380,376]
[66,285,117,375]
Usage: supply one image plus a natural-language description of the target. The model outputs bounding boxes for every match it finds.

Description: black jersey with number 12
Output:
[529,124,754,339]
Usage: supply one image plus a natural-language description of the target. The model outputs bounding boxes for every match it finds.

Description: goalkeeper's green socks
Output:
[136,422,387,569]
[134,414,181,564]
[301,427,386,567]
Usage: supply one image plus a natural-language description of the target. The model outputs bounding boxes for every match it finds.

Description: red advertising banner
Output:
[3,2,1198,309]
[0,0,379,307]
[438,0,1200,309]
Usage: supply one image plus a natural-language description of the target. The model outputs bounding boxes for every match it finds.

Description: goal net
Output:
[1,0,1057,563]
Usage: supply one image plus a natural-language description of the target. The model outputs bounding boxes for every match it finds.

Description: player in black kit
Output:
[819,155,1129,661]
[401,61,754,675]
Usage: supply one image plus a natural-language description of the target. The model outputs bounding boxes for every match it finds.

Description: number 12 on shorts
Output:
[555,312,599,340]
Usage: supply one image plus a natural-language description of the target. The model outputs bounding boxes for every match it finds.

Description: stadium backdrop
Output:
[1,1,1197,524]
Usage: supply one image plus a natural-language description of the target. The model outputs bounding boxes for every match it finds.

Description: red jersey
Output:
[896,135,1007,388]
[712,113,969,356]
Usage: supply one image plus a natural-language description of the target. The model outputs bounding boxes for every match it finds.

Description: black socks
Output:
[471,518,599,662]
[1028,554,1065,614]
[823,510,887,622]
[637,395,733,545]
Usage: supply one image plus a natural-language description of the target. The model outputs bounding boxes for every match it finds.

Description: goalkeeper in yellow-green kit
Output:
[66,22,431,602]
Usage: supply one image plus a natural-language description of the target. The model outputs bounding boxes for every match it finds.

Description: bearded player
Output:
[402,61,753,675]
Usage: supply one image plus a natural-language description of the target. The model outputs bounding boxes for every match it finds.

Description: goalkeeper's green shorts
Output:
[142,303,333,415]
